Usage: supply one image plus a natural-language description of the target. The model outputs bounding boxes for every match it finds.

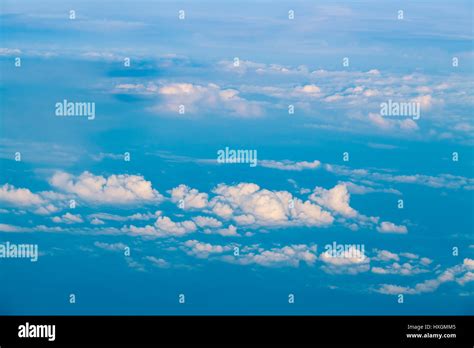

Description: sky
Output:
[0,0,473,315]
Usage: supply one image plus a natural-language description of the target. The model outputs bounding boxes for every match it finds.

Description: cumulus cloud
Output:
[0,184,61,215]
[209,183,334,227]
[50,171,163,205]
[367,113,419,132]
[169,185,209,209]
[319,246,370,274]
[153,82,263,117]
[52,213,84,224]
[123,216,196,238]
[88,211,160,222]
[215,225,239,237]
[371,262,429,276]
[373,249,400,262]
[309,183,357,218]
[371,249,433,276]
[182,240,232,258]
[376,259,474,295]
[223,244,318,267]
[0,184,45,206]
[376,221,408,234]
[192,216,223,228]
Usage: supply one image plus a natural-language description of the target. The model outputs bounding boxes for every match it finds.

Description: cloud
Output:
[0,48,22,56]
[376,259,474,295]
[319,246,370,274]
[371,249,432,275]
[0,223,63,233]
[90,218,104,225]
[169,185,209,210]
[215,225,239,237]
[260,159,321,171]
[94,241,128,252]
[182,240,232,259]
[192,216,223,228]
[209,183,334,227]
[0,184,60,215]
[463,258,474,270]
[342,182,401,195]
[309,183,357,218]
[324,164,474,190]
[52,213,84,224]
[0,223,32,233]
[223,244,318,267]
[218,59,309,76]
[123,216,197,238]
[152,82,263,117]
[50,171,163,205]
[371,262,429,276]
[367,113,419,132]
[88,211,160,222]
[0,184,45,206]
[373,249,400,262]
[155,216,196,236]
[376,222,408,234]
[144,256,170,268]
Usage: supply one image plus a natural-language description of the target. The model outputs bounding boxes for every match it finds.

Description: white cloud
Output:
[91,218,105,225]
[154,216,197,236]
[88,211,160,222]
[144,256,170,268]
[319,246,370,274]
[400,252,419,259]
[373,249,400,262]
[123,216,197,238]
[192,216,223,228]
[371,262,429,276]
[0,48,22,56]
[0,223,63,233]
[309,183,357,217]
[52,213,83,224]
[0,184,45,206]
[376,221,408,234]
[183,240,231,258]
[343,182,401,195]
[94,241,128,252]
[0,223,31,232]
[50,171,163,205]
[260,159,321,171]
[324,163,474,190]
[223,244,318,267]
[216,225,239,237]
[169,185,209,210]
[0,184,61,215]
[154,82,263,117]
[464,258,474,270]
[209,183,334,227]
[367,113,419,132]
[377,259,474,295]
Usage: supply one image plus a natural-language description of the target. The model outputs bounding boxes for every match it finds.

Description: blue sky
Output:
[0,0,473,315]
